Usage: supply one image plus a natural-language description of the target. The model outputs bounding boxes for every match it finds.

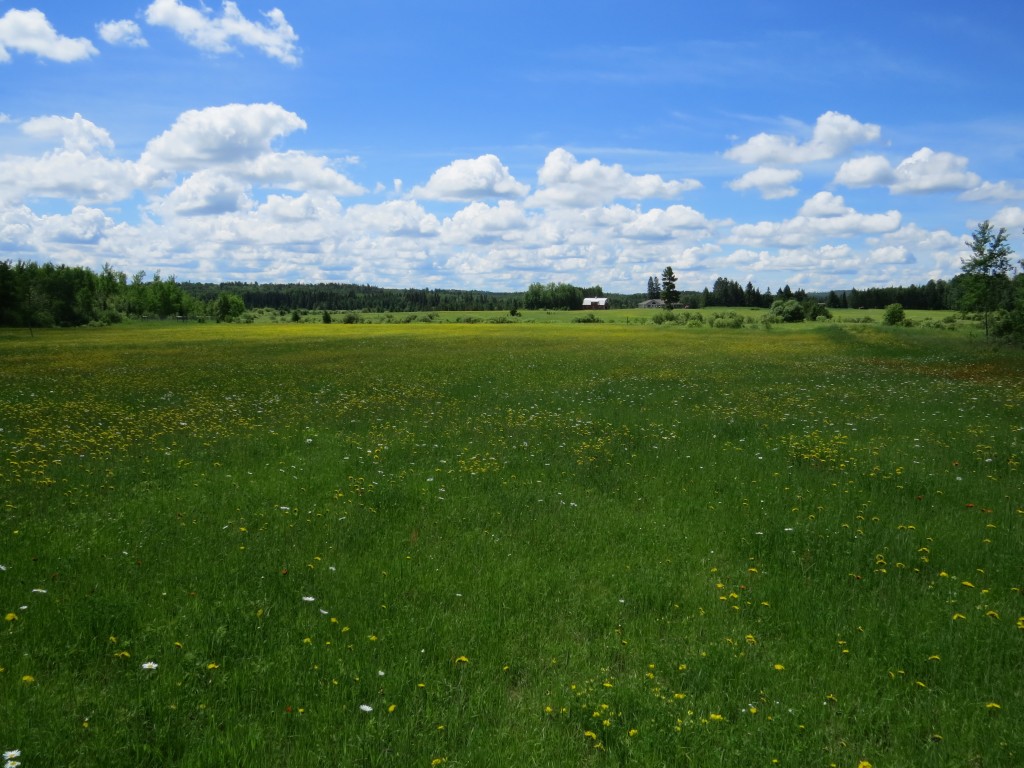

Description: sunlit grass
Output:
[1,321,1021,766]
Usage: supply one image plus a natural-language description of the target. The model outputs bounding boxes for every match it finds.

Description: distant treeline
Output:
[183,281,524,313]
[1,257,961,328]
[653,276,957,311]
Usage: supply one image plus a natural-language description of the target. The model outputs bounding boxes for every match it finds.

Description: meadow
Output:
[1,319,1021,767]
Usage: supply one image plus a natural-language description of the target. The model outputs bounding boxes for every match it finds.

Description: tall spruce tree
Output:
[660,266,679,306]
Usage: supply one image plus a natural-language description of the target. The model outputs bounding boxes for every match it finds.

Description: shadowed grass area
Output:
[1,321,1021,766]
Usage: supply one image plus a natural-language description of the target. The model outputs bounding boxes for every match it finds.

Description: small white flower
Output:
[302,596,315,602]
[31,588,47,594]
[142,661,158,670]
[3,752,21,761]
[359,704,373,712]
[377,670,385,676]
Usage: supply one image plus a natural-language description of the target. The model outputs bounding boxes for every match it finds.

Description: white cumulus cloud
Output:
[144,0,299,64]
[728,206,901,248]
[442,201,529,243]
[98,19,148,47]
[141,103,307,171]
[529,148,700,208]
[991,206,1024,229]
[22,113,115,153]
[240,151,365,195]
[798,191,853,217]
[833,154,894,187]
[835,148,981,194]
[343,200,440,237]
[411,155,529,201]
[725,111,881,165]
[619,205,710,239]
[0,150,139,205]
[890,148,980,194]
[728,167,802,199]
[39,205,113,244]
[959,180,1024,202]
[0,8,98,63]
[158,170,252,217]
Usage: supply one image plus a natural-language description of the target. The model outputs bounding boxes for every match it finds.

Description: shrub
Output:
[805,302,832,321]
[768,299,805,323]
[710,312,743,329]
[573,312,602,323]
[882,303,905,326]
[322,310,332,324]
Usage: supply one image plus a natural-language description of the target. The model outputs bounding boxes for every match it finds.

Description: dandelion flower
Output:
[20,675,34,684]
[986,702,1001,710]
[4,613,16,622]
[773,663,785,671]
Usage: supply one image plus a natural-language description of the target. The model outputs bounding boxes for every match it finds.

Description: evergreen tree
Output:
[660,267,679,306]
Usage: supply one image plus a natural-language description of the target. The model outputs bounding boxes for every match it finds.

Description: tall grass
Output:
[1,322,1021,766]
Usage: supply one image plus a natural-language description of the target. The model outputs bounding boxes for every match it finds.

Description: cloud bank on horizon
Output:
[2,1,1023,293]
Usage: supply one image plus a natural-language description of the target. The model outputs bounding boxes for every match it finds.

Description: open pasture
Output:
[1,322,1022,767]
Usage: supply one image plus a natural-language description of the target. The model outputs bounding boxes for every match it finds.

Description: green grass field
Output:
[1,320,1021,767]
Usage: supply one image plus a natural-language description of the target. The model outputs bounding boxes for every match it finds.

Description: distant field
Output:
[246,305,965,329]
[1,322,1021,766]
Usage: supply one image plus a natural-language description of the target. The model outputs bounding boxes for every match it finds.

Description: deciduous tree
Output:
[959,220,1014,337]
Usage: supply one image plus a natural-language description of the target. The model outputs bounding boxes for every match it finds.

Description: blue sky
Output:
[2,0,1023,293]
